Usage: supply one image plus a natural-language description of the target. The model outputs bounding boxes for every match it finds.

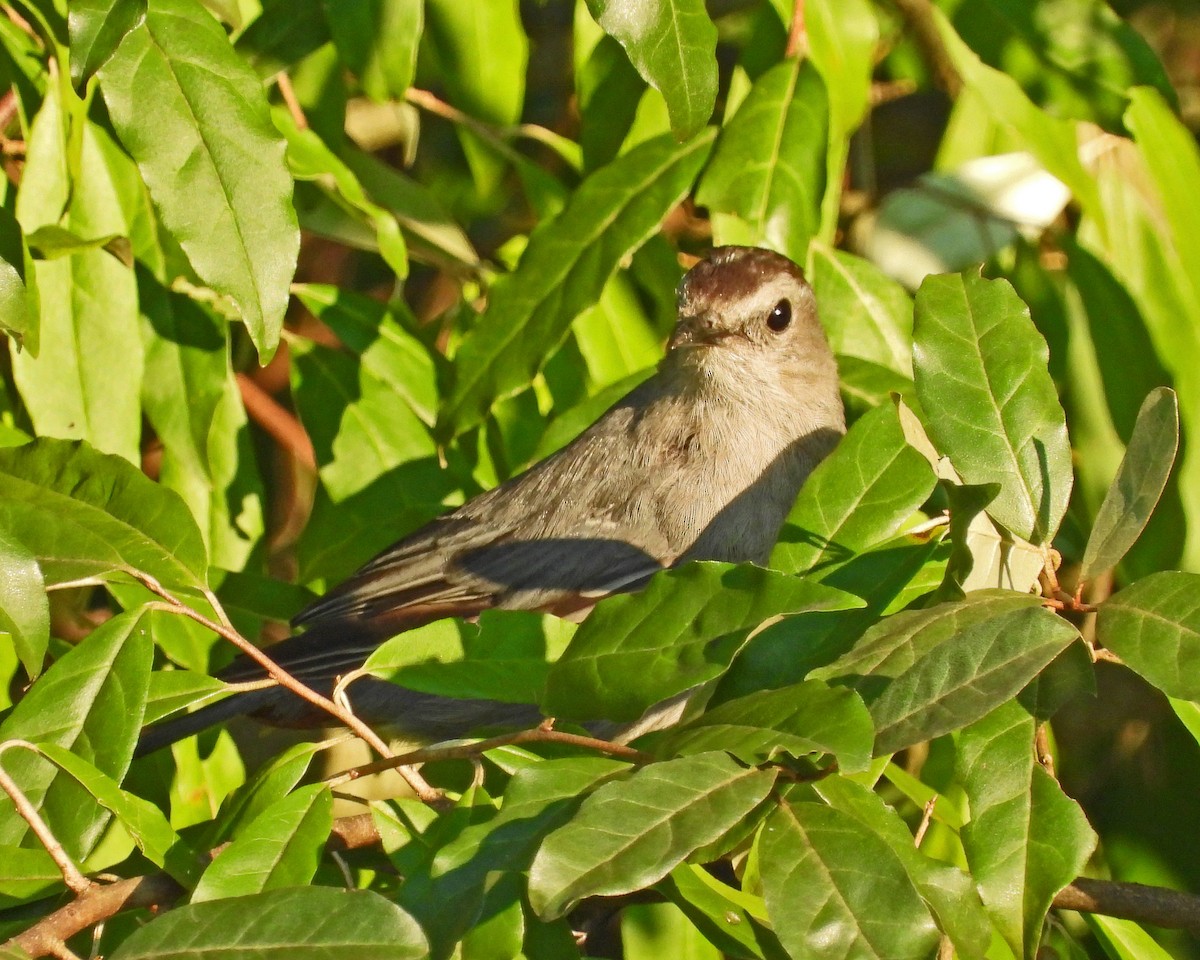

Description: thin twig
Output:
[914,795,937,847]
[236,373,316,471]
[885,0,963,97]
[0,741,91,894]
[786,0,807,59]
[275,72,307,130]
[327,720,650,788]
[132,573,441,805]
[1035,725,1056,778]
[1054,878,1200,938]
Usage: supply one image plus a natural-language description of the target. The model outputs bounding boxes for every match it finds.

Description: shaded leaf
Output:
[545,562,863,723]
[98,0,299,360]
[584,0,716,140]
[813,590,1079,754]
[758,801,942,960]
[696,59,827,262]
[1096,571,1200,700]
[914,271,1072,543]
[0,203,36,355]
[68,0,146,85]
[771,401,937,576]
[108,887,428,959]
[528,752,775,920]
[956,702,1097,957]
[441,130,715,437]
[1082,388,1178,579]
[0,611,151,860]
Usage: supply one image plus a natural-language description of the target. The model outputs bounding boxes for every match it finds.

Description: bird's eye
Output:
[767,299,792,332]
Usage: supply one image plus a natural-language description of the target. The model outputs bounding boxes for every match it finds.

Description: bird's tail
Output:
[134,686,276,758]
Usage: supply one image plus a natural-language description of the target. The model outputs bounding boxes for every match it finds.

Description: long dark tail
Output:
[135,686,277,757]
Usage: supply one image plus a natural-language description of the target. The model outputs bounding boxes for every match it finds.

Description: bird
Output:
[136,245,845,756]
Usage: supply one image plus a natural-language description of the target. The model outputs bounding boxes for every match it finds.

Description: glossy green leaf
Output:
[545,562,863,722]
[0,611,151,860]
[809,245,913,378]
[275,108,407,278]
[364,611,575,705]
[0,203,36,355]
[1081,387,1178,578]
[144,671,228,726]
[234,0,329,76]
[108,887,428,959]
[528,752,776,920]
[13,87,142,462]
[813,776,992,957]
[326,0,421,101]
[1088,914,1177,960]
[914,271,1072,543]
[956,702,1097,958]
[772,402,936,576]
[0,438,207,591]
[584,0,716,140]
[696,59,827,263]
[442,129,715,437]
[1096,571,1200,700]
[758,801,942,960]
[813,590,1079,754]
[0,528,49,678]
[192,783,332,901]
[98,0,300,360]
[68,0,146,85]
[658,864,783,960]
[646,679,873,772]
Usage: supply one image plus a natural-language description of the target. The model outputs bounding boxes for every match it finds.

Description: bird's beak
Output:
[669,314,730,350]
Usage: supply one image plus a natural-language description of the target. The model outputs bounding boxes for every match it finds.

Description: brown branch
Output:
[1054,878,1200,938]
[236,373,316,471]
[1035,725,1056,778]
[0,742,91,894]
[786,0,807,59]
[132,572,440,805]
[885,0,962,97]
[914,795,937,847]
[328,719,650,787]
[275,72,307,130]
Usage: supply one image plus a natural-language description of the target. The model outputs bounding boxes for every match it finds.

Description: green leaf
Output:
[234,0,329,76]
[809,245,913,378]
[0,528,49,678]
[13,87,143,463]
[97,0,299,360]
[364,611,575,706]
[275,108,407,278]
[1081,387,1179,579]
[695,59,828,263]
[192,784,332,901]
[956,702,1097,958]
[144,670,228,725]
[813,590,1080,755]
[441,129,715,437]
[545,562,863,723]
[1096,571,1200,700]
[758,801,942,960]
[645,679,873,773]
[658,865,783,960]
[0,203,36,355]
[584,0,716,140]
[34,743,196,882]
[913,271,1072,543]
[1087,914,1179,960]
[813,776,992,957]
[0,438,207,591]
[108,887,428,959]
[68,0,146,85]
[326,0,421,101]
[24,223,131,264]
[528,752,776,920]
[771,402,936,576]
[0,611,151,861]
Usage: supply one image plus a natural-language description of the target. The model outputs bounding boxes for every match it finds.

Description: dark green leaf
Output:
[914,272,1072,543]
[192,784,332,901]
[68,0,146,85]
[0,528,49,678]
[584,0,716,140]
[0,611,151,861]
[1096,571,1200,700]
[956,702,1097,957]
[108,887,428,959]
[528,752,775,920]
[441,130,715,437]
[0,438,207,591]
[771,401,937,576]
[326,0,421,101]
[0,203,36,355]
[98,0,300,360]
[813,590,1079,754]
[234,0,329,76]
[658,865,784,960]
[758,801,942,960]
[645,679,873,772]
[545,562,863,722]
[1081,388,1179,578]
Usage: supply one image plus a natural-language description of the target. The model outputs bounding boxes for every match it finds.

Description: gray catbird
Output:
[136,245,845,755]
